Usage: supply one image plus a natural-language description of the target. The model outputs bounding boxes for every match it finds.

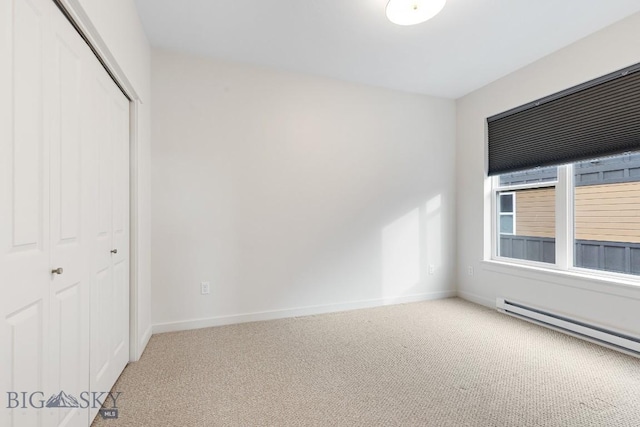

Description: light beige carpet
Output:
[93,298,640,427]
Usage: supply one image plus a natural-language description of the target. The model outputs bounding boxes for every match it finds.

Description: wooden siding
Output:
[575,181,640,244]
[514,188,555,238]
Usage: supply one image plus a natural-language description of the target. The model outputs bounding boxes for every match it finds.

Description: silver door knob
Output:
[51,268,63,275]
[111,249,118,254]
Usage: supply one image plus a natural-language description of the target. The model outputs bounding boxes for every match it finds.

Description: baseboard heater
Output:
[496,298,640,357]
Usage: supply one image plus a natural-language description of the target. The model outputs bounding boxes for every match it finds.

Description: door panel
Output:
[56,42,81,242]
[47,6,94,427]
[51,283,83,427]
[88,54,130,424]
[91,267,111,382]
[0,0,51,426]
[89,72,114,406]
[11,0,46,251]
[4,302,45,427]
[110,84,130,382]
[112,259,128,359]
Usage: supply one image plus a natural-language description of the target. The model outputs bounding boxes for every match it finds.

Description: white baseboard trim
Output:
[152,290,456,334]
[457,290,494,308]
[137,325,152,359]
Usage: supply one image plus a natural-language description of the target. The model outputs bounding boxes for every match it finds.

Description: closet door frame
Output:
[53,0,143,363]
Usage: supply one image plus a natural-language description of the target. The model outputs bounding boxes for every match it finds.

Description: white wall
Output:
[74,0,152,357]
[151,49,456,331]
[457,13,640,336]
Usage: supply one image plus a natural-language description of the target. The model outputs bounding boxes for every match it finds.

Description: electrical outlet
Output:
[428,265,435,275]
[200,281,210,295]
[467,266,474,276]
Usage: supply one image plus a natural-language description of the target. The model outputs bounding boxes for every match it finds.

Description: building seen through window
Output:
[495,152,640,276]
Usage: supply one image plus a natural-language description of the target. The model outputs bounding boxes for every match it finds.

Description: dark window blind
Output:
[487,63,640,176]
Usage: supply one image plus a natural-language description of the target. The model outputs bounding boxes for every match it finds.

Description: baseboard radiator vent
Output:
[496,298,640,357]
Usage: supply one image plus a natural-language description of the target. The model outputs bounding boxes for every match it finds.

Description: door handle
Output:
[111,249,118,254]
[51,267,64,275]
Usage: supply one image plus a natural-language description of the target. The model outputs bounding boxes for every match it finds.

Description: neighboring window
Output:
[494,167,557,265]
[498,193,515,235]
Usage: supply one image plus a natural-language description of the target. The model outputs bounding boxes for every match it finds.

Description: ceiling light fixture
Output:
[385,0,447,26]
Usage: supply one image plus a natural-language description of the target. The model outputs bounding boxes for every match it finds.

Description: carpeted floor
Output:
[93,298,640,426]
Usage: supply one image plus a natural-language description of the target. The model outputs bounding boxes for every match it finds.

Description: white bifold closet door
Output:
[0,0,53,425]
[85,17,130,424]
[0,0,129,426]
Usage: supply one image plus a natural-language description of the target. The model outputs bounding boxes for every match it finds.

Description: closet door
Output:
[88,52,130,422]
[47,5,95,427]
[2,1,129,425]
[0,0,52,426]
[108,72,131,389]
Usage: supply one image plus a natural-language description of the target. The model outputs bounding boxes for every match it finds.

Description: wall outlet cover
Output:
[201,281,210,295]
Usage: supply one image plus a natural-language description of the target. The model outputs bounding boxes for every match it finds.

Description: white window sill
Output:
[481,259,640,300]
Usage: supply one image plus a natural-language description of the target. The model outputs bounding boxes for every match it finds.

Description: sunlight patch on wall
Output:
[425,194,442,270]
[382,208,420,299]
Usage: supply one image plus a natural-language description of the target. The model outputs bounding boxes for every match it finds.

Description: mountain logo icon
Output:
[45,391,80,408]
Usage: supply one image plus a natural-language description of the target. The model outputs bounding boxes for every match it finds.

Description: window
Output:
[487,63,640,280]
[574,152,640,276]
[492,152,640,278]
[494,167,557,265]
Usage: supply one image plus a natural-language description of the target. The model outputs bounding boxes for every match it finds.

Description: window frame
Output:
[490,161,640,283]
[491,168,561,270]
